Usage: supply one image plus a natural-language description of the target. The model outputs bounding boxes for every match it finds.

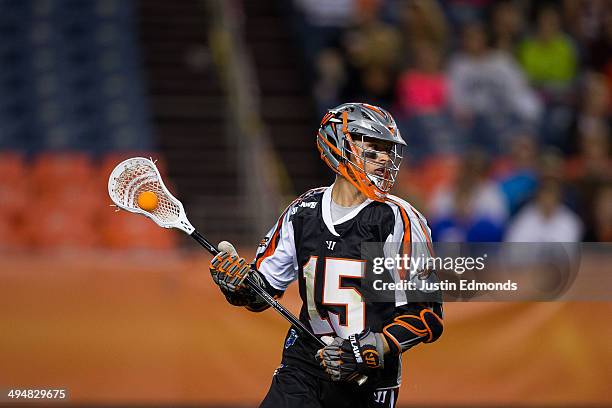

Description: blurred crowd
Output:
[291,0,612,242]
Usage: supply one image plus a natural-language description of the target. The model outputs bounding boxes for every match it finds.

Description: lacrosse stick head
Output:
[108,157,194,234]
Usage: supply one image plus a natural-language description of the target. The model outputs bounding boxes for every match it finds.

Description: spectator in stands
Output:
[566,121,611,240]
[495,134,539,215]
[448,21,541,148]
[341,2,402,107]
[429,150,509,242]
[355,67,396,108]
[505,179,583,242]
[489,0,524,53]
[537,148,580,211]
[395,39,448,117]
[592,183,612,241]
[441,0,494,30]
[576,72,611,144]
[314,48,347,117]
[342,4,401,70]
[293,0,356,63]
[586,7,612,74]
[585,8,612,116]
[564,0,609,56]
[519,5,581,150]
[518,5,578,93]
[394,38,456,155]
[562,71,610,154]
[399,0,448,52]
[567,118,611,181]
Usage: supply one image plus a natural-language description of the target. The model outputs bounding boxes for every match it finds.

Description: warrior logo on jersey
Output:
[299,201,318,209]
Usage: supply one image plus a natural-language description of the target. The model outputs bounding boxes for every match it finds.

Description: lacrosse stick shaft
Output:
[190,230,325,347]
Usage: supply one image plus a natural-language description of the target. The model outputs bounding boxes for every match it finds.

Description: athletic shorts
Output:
[259,364,399,408]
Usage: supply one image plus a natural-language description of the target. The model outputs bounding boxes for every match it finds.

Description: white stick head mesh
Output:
[107,157,194,234]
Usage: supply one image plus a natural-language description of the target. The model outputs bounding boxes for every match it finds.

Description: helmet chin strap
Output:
[339,121,381,200]
[344,161,386,201]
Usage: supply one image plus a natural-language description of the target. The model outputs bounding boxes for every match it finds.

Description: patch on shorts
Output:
[284,329,298,349]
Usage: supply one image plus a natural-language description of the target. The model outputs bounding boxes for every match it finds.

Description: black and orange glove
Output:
[209,241,254,306]
[315,330,385,382]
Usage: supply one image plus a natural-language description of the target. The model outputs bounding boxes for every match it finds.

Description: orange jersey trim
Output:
[255,207,290,270]
[386,198,412,279]
[410,208,434,257]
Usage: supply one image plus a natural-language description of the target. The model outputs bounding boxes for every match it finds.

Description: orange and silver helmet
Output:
[317,102,406,201]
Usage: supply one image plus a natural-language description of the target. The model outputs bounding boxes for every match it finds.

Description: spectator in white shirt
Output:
[449,21,541,123]
[505,180,583,242]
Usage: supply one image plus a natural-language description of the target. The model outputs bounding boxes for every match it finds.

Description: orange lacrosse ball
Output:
[137,191,159,211]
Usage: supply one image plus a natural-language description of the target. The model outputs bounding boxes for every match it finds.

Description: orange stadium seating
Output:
[0,150,176,251]
[100,208,177,251]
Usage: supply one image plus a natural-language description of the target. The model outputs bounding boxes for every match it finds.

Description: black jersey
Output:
[253,185,435,388]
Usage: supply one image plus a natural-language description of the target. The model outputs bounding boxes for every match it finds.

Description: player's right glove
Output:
[315,329,385,382]
[209,241,254,306]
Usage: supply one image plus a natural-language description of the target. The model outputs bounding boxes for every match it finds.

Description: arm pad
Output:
[382,302,444,355]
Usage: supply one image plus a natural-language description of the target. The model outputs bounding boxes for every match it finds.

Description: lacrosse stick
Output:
[107,157,367,385]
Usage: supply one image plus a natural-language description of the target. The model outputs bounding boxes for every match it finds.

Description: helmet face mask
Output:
[343,135,403,194]
[317,103,405,201]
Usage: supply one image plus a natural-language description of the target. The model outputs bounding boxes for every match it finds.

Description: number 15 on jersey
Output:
[303,256,366,339]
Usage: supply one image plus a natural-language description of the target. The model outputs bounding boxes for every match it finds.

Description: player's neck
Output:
[332,176,367,207]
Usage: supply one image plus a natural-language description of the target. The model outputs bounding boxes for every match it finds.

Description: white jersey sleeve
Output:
[384,195,435,306]
[253,205,298,291]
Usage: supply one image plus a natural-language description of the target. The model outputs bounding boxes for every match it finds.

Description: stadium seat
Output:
[0,216,27,250]
[0,181,28,220]
[30,152,95,195]
[0,0,153,154]
[24,204,98,250]
[28,153,107,230]
[0,151,28,219]
[100,209,176,251]
[0,151,26,184]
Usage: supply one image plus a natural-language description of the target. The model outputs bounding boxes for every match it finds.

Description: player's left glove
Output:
[210,241,250,292]
[315,330,385,382]
[209,241,254,306]
[209,241,279,311]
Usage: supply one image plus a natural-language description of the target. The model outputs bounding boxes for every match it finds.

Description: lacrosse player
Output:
[209,103,443,408]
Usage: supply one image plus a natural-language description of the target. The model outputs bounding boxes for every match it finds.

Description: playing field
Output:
[1,250,610,406]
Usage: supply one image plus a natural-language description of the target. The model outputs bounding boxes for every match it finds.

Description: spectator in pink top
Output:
[396,40,448,116]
